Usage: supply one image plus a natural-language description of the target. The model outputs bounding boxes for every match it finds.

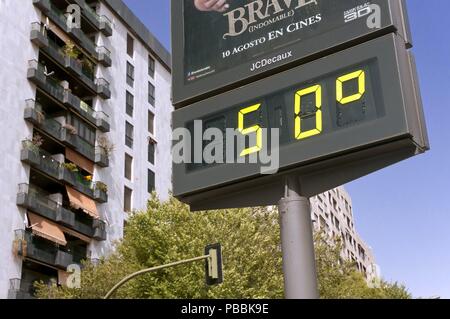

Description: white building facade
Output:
[0,0,172,299]
[310,186,377,280]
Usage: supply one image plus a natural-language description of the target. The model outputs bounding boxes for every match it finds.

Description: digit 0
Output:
[336,70,366,104]
[238,104,262,157]
[295,85,323,140]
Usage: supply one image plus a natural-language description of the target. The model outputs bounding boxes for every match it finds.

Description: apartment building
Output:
[310,186,377,280]
[0,0,172,298]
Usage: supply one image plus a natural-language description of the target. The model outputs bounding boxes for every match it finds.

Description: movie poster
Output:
[183,0,383,84]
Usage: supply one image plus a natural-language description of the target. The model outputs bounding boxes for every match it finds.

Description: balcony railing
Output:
[95,78,111,99]
[26,59,110,128]
[74,0,113,36]
[96,46,111,67]
[27,60,66,103]
[25,100,109,157]
[15,230,86,269]
[20,142,108,202]
[30,22,49,48]
[63,92,97,125]
[95,111,110,133]
[24,100,63,141]
[61,131,95,161]
[8,278,35,300]
[17,183,75,227]
[45,1,98,58]
[16,183,107,239]
[30,23,110,97]
[21,141,61,180]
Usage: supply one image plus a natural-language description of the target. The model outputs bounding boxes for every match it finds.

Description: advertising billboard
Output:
[172,0,411,106]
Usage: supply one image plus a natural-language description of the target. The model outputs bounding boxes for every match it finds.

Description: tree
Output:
[35,195,410,299]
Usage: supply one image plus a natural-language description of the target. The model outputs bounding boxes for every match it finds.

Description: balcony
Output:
[96,78,111,99]
[21,142,108,202]
[96,46,111,67]
[16,184,76,228]
[96,111,110,133]
[95,150,109,167]
[92,219,107,241]
[30,22,49,48]
[54,250,73,268]
[63,92,110,129]
[93,183,108,203]
[21,141,61,180]
[63,91,96,125]
[25,100,107,154]
[27,60,66,103]
[27,63,109,127]
[15,230,76,269]
[39,1,99,58]
[74,0,113,36]
[8,279,35,300]
[60,129,95,161]
[32,0,51,13]
[16,184,106,239]
[30,24,111,97]
[60,165,108,203]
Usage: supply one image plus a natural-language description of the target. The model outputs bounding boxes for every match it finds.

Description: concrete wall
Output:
[0,0,39,299]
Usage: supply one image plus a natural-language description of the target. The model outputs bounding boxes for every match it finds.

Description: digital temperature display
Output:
[187,61,383,171]
[173,34,429,209]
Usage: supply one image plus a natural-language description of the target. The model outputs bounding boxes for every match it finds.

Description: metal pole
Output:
[278,177,318,299]
[104,254,210,299]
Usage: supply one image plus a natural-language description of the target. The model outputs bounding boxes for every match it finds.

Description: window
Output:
[124,153,133,180]
[332,198,338,210]
[126,62,134,87]
[68,115,95,145]
[127,34,134,57]
[148,82,155,105]
[148,55,155,78]
[148,169,155,193]
[334,217,340,230]
[125,121,134,148]
[148,141,155,164]
[148,111,154,134]
[124,186,132,212]
[126,91,134,116]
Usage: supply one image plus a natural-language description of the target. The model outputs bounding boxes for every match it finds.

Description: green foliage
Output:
[94,181,108,194]
[62,40,81,60]
[60,162,78,172]
[35,195,411,299]
[314,233,410,299]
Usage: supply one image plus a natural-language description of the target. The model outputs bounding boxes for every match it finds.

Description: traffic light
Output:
[205,243,223,286]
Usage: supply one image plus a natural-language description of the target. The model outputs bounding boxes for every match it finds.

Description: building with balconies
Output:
[310,187,378,281]
[0,0,173,298]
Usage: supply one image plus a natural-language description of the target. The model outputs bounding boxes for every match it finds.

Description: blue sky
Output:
[123,0,450,298]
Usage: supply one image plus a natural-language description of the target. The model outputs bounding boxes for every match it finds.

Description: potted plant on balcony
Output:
[62,40,80,60]
[96,136,114,159]
[21,134,44,166]
[82,58,95,78]
[62,124,77,135]
[22,134,44,155]
[60,162,78,172]
[93,181,108,203]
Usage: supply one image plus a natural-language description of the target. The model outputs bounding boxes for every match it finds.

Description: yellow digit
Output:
[336,70,366,104]
[295,85,322,140]
[238,103,262,157]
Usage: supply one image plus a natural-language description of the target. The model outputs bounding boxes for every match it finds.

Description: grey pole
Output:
[278,177,319,299]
